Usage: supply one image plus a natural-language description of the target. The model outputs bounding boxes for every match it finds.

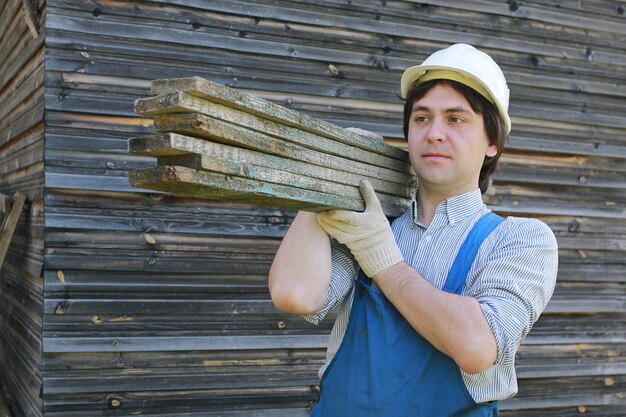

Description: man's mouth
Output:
[422,152,451,159]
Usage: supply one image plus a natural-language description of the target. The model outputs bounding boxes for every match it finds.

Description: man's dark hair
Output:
[402,79,509,194]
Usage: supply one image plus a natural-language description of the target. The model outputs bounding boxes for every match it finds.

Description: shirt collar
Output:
[411,188,484,227]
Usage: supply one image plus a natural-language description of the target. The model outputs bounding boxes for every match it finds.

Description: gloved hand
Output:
[317,180,404,278]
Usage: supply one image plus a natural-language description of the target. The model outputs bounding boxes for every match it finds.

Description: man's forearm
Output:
[373,262,497,374]
[268,211,332,315]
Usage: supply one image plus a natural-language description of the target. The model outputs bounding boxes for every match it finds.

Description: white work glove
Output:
[317,180,404,278]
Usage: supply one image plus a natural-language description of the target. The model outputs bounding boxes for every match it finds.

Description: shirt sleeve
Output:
[468,217,559,367]
[303,238,358,325]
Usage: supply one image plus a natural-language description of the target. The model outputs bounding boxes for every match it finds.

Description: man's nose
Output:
[426,119,446,142]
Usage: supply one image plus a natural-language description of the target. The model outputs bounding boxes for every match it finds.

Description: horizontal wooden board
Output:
[137,92,410,172]
[148,76,407,160]
[129,133,411,197]
[132,117,411,183]
[129,165,410,217]
[43,334,328,354]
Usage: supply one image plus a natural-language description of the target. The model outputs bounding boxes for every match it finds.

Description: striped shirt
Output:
[305,188,558,403]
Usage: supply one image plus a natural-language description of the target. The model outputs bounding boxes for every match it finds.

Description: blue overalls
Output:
[311,212,503,417]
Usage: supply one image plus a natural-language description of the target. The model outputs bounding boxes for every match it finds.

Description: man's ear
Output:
[486,144,498,158]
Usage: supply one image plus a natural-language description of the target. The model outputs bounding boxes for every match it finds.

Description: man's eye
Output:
[415,115,429,123]
[450,116,464,123]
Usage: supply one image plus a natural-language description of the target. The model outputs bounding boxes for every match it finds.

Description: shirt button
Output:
[423,235,432,243]
[359,287,366,297]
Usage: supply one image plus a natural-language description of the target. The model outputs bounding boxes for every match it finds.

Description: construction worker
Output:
[268,43,558,416]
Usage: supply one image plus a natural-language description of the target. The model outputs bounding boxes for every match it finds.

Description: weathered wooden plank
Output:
[136,92,410,172]
[128,165,348,210]
[0,4,42,93]
[44,211,289,237]
[160,153,407,212]
[495,164,626,189]
[43,315,331,338]
[44,239,274,264]
[143,0,626,65]
[44,297,278,316]
[0,141,44,177]
[43,348,325,371]
[0,53,43,123]
[21,0,39,39]
[501,405,626,417]
[1,264,42,317]
[501,374,626,410]
[0,312,42,417]
[515,342,626,378]
[43,334,328,353]
[0,100,44,148]
[43,367,318,394]
[44,230,280,253]
[45,172,142,193]
[49,0,626,59]
[0,192,26,267]
[129,165,409,217]
[132,116,410,185]
[44,11,415,73]
[514,103,626,129]
[42,384,315,416]
[44,407,311,417]
[414,0,626,35]
[129,133,411,197]
[0,0,21,42]
[149,76,407,161]
[486,185,626,220]
[43,255,270,275]
[526,313,626,345]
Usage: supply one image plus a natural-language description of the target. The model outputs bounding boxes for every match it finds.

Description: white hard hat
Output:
[400,43,511,133]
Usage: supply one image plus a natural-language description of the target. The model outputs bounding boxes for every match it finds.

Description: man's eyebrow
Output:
[411,105,472,114]
[411,105,429,113]
[445,106,472,114]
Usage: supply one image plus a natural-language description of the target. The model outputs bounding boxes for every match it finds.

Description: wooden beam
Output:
[136,93,409,172]
[21,0,39,39]
[146,76,408,161]
[129,78,414,215]
[128,166,409,217]
[0,192,26,268]
[128,133,412,198]
[142,116,411,184]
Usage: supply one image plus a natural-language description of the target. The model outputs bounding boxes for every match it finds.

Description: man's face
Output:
[406,83,497,197]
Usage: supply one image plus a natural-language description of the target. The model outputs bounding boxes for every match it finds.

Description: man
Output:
[268,43,558,416]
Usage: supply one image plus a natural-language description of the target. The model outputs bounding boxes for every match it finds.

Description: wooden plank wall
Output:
[0,0,46,416]
[40,0,625,416]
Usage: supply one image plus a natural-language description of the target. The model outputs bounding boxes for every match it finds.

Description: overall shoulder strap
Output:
[442,211,504,295]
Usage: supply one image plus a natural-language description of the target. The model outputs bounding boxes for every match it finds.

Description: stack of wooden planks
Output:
[128,77,413,217]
